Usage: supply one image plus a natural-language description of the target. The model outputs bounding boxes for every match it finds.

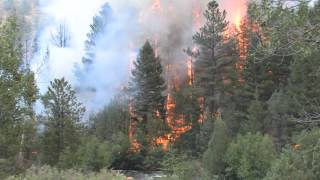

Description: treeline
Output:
[1,0,320,180]
[162,0,320,179]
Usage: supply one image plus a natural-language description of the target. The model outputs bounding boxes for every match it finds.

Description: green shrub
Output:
[6,166,126,180]
[225,133,276,180]
[77,136,113,172]
[161,151,206,180]
[264,128,320,180]
[202,117,229,178]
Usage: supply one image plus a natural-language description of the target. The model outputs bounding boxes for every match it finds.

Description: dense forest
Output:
[1,0,320,179]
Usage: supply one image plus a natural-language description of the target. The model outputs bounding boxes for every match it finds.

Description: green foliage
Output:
[265,128,320,180]
[90,96,130,141]
[129,41,167,149]
[130,41,166,118]
[242,100,269,133]
[197,115,214,153]
[109,132,131,163]
[5,166,126,180]
[59,133,130,172]
[1,0,320,178]
[202,116,229,178]
[172,86,202,156]
[266,91,296,149]
[77,136,113,172]
[142,147,166,170]
[286,50,320,126]
[0,14,38,177]
[171,160,204,180]
[0,158,15,179]
[40,78,85,166]
[225,133,276,180]
[193,0,237,114]
[161,151,206,180]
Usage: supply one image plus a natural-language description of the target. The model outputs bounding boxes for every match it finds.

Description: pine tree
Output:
[41,78,85,166]
[173,86,202,156]
[81,3,112,72]
[129,41,167,150]
[286,50,320,125]
[202,114,229,178]
[193,0,237,116]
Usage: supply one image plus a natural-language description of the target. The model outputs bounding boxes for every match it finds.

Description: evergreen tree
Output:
[129,41,167,151]
[242,100,269,133]
[81,3,112,71]
[40,78,85,166]
[226,0,295,137]
[288,50,320,123]
[265,50,320,148]
[193,0,237,116]
[172,86,202,156]
[0,15,37,176]
[202,115,229,178]
[197,115,214,154]
[90,95,130,141]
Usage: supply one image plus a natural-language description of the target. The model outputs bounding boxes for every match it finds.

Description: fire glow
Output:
[129,0,249,151]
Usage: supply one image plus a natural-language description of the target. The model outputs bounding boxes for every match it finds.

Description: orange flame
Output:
[192,0,202,31]
[153,35,159,58]
[187,58,194,86]
[128,103,141,152]
[235,9,242,31]
[198,97,205,123]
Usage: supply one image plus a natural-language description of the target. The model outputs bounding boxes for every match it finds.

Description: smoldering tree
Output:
[129,41,168,151]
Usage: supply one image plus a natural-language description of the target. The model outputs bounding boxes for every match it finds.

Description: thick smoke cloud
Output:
[32,0,247,115]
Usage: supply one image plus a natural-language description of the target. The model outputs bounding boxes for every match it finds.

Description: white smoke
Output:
[32,0,247,115]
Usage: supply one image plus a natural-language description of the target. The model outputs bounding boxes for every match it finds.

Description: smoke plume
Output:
[31,0,247,114]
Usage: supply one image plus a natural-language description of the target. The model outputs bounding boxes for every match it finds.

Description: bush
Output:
[5,166,126,180]
[161,150,206,180]
[264,128,320,180]
[202,117,229,178]
[58,136,114,171]
[160,159,206,180]
[225,133,276,180]
[0,158,14,179]
[77,136,113,172]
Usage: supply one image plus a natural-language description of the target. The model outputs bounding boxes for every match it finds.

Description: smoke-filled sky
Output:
[32,0,248,114]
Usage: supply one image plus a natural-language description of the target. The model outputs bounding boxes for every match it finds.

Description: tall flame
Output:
[193,0,202,31]
[128,103,141,152]
[129,0,252,152]
[187,58,194,86]
[235,9,242,31]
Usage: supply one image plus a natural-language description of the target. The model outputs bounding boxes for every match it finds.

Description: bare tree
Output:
[51,21,71,48]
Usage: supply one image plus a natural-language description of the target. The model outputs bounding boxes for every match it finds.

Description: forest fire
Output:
[154,0,202,150]
[128,103,141,152]
[193,0,202,31]
[130,0,250,151]
[153,35,159,58]
[187,58,194,86]
[156,93,192,150]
